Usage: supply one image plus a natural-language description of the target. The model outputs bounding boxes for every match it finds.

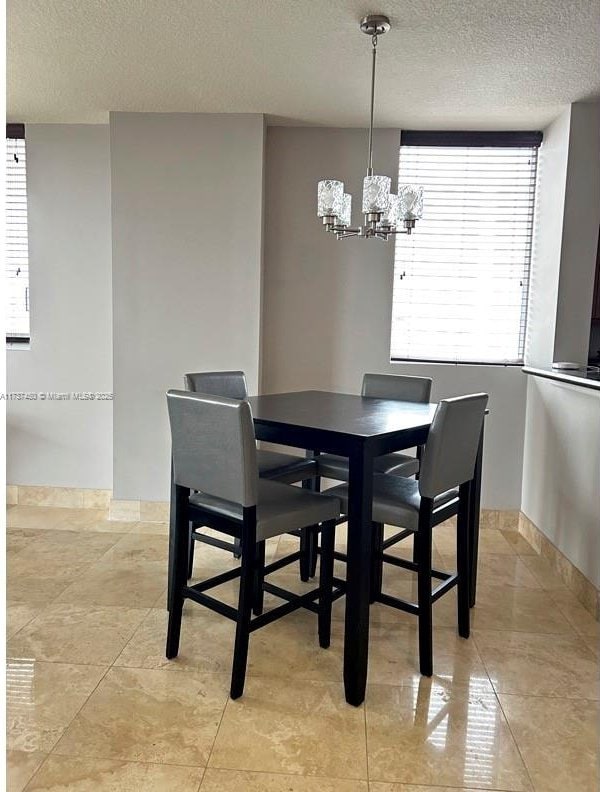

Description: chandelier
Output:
[317,15,423,241]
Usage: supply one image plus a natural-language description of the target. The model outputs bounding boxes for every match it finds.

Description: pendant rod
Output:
[367,35,377,176]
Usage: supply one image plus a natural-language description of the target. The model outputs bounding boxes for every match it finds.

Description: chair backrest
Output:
[419,393,488,498]
[184,371,248,401]
[362,373,432,403]
[167,389,258,507]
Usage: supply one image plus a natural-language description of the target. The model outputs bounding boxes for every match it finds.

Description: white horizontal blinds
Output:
[6,135,30,339]
[391,141,539,364]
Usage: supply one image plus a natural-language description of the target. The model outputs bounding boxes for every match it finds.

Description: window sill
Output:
[390,358,523,367]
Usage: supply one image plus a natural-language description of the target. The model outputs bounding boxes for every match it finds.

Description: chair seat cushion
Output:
[325,475,458,531]
[317,452,419,481]
[258,450,317,483]
[189,479,340,541]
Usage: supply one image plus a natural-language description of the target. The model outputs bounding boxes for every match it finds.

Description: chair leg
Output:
[370,522,384,603]
[230,508,257,700]
[166,486,189,659]
[412,534,419,565]
[299,527,311,582]
[416,501,434,677]
[253,540,265,616]
[187,522,196,580]
[318,520,335,649]
[457,482,471,639]
[412,447,424,566]
[309,525,319,578]
[233,537,242,559]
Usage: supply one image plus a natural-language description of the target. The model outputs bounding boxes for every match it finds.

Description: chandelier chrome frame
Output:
[317,15,423,241]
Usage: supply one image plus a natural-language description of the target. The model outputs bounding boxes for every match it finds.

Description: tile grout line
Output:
[19,661,115,791]
[493,688,539,792]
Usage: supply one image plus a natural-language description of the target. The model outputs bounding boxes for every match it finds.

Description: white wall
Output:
[527,101,600,367]
[525,108,570,367]
[521,376,600,587]
[262,127,528,509]
[7,125,113,489]
[110,113,265,501]
[554,101,600,362]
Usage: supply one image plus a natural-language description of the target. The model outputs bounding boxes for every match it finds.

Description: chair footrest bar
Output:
[431,574,458,603]
[382,529,412,549]
[333,550,347,563]
[250,587,322,631]
[183,588,239,621]
[375,592,419,615]
[332,576,347,591]
[380,553,452,582]
[188,566,242,593]
[263,551,302,575]
[381,553,418,572]
[191,532,238,554]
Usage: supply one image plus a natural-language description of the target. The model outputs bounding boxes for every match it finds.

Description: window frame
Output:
[390,130,542,367]
[5,122,31,345]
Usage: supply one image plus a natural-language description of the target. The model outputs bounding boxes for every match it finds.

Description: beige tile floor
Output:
[6,505,599,792]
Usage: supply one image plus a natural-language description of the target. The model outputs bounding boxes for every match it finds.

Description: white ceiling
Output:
[8,0,600,128]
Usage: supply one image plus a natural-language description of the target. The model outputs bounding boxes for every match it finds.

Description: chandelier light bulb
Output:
[382,193,400,226]
[317,179,344,218]
[398,185,424,220]
[340,193,352,227]
[362,175,391,214]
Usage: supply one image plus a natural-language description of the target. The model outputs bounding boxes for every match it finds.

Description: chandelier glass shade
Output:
[317,15,423,241]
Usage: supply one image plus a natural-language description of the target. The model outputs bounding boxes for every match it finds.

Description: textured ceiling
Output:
[8,0,600,127]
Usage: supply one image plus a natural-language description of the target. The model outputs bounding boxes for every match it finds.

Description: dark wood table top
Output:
[248,390,438,440]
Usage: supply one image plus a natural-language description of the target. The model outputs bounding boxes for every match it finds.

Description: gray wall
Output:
[262,127,528,509]
[521,376,600,587]
[110,113,265,501]
[7,125,113,489]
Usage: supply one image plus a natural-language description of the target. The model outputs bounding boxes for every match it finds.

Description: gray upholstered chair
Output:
[325,393,488,677]
[185,371,319,580]
[317,373,432,481]
[166,389,341,699]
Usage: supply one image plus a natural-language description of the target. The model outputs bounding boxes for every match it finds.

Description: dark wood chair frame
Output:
[167,479,345,698]
[319,474,471,677]
[369,480,472,676]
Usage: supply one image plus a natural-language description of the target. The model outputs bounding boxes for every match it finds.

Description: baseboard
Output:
[6,485,168,523]
[7,484,112,509]
[518,512,599,620]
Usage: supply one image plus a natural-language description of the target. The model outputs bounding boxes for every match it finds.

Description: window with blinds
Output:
[6,128,30,341]
[390,131,541,364]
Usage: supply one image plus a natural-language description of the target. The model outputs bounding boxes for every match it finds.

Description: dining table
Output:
[247,390,485,706]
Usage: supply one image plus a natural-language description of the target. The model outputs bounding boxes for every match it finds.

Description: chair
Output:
[317,373,432,481]
[325,393,488,677]
[184,371,319,580]
[166,389,341,699]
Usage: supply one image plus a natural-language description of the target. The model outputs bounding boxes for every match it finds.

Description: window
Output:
[390,131,542,365]
[6,123,30,342]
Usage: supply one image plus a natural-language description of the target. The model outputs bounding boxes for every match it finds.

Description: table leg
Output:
[344,446,373,706]
[469,423,484,608]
